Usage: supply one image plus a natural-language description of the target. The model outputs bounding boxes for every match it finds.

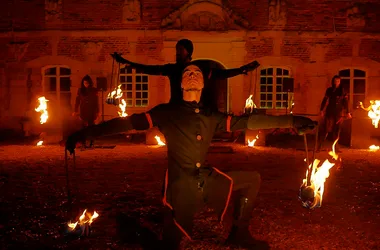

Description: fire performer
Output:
[111,38,260,111]
[66,63,315,249]
[319,75,351,150]
[72,75,100,147]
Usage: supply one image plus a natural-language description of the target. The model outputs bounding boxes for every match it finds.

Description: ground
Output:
[0,140,379,250]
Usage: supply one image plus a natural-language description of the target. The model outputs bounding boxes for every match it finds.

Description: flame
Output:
[108,85,128,117]
[35,96,49,124]
[247,135,259,147]
[67,209,99,231]
[155,135,165,146]
[301,138,339,208]
[107,84,123,99]
[359,100,380,128]
[369,145,379,151]
[118,99,128,117]
[36,140,43,146]
[245,95,256,113]
[290,102,294,114]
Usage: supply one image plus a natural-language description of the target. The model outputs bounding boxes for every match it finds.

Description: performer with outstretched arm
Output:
[66,63,315,249]
[111,38,260,110]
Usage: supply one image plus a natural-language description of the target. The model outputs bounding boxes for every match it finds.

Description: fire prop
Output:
[155,135,165,146]
[105,85,128,117]
[244,95,257,114]
[369,145,379,151]
[118,99,128,117]
[359,101,380,128]
[35,96,49,124]
[67,209,99,237]
[299,139,340,209]
[36,140,43,146]
[247,135,259,147]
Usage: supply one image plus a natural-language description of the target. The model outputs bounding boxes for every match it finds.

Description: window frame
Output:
[259,67,292,110]
[119,67,149,108]
[41,65,71,104]
[338,68,367,111]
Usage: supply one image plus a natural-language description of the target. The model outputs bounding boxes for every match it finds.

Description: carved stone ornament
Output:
[161,0,250,31]
[45,0,63,22]
[346,4,365,28]
[122,0,141,23]
[7,42,29,62]
[269,0,287,26]
[81,41,103,61]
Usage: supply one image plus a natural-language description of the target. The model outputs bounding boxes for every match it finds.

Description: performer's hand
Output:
[110,52,129,64]
[65,131,86,155]
[293,116,316,135]
[72,112,79,117]
[240,60,260,74]
[346,113,352,119]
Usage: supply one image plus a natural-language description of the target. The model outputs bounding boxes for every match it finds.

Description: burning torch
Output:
[106,53,128,117]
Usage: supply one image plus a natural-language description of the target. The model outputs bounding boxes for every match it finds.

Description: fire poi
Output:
[36,140,43,146]
[35,96,49,124]
[67,209,99,237]
[359,100,380,128]
[244,94,256,114]
[299,138,340,209]
[369,145,379,151]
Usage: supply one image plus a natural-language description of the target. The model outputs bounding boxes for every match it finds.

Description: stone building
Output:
[0,0,379,146]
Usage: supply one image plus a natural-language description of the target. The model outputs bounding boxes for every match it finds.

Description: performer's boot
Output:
[226,197,269,249]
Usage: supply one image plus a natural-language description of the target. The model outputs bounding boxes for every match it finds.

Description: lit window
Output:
[43,66,71,107]
[338,69,366,110]
[119,67,149,107]
[259,67,292,109]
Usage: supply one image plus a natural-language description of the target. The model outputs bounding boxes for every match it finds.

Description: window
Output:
[43,66,71,107]
[119,67,149,107]
[259,67,291,109]
[338,69,366,110]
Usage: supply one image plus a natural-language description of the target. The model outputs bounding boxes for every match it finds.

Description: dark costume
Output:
[319,85,349,142]
[74,76,100,127]
[66,101,310,249]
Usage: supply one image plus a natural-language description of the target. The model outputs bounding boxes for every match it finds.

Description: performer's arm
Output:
[216,114,314,132]
[112,53,171,76]
[74,89,81,113]
[94,91,100,115]
[66,104,166,152]
[320,89,330,112]
[209,60,260,80]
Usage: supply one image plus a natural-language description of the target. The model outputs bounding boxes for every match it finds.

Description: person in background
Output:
[73,75,100,148]
[319,75,351,150]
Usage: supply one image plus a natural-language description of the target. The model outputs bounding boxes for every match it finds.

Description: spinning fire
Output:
[299,139,340,209]
[67,209,99,236]
[245,95,259,147]
[359,100,380,128]
[35,96,49,146]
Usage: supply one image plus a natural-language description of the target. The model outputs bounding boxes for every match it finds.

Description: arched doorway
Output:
[192,59,228,113]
